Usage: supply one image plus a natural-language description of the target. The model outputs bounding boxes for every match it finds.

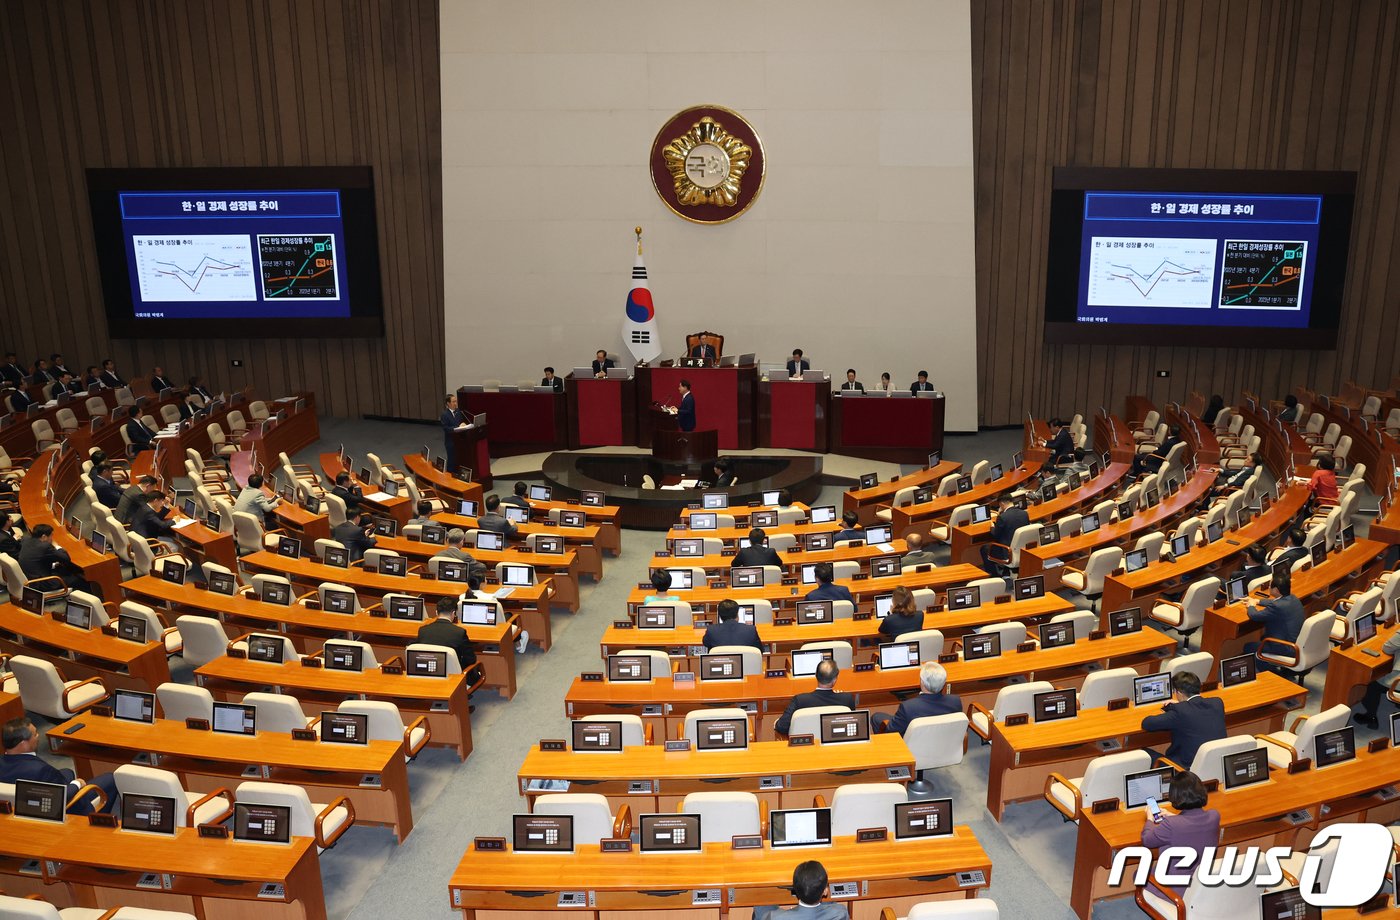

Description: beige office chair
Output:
[338,700,430,761]
[173,615,230,668]
[1045,750,1152,822]
[117,600,183,655]
[1257,704,1350,769]
[235,781,354,851]
[682,708,752,745]
[156,682,214,723]
[904,712,971,778]
[829,783,907,836]
[969,680,1054,742]
[242,691,314,733]
[114,764,232,827]
[533,793,630,845]
[788,705,852,738]
[679,791,764,843]
[7,655,107,719]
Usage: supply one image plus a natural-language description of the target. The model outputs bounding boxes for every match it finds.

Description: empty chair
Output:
[31,418,59,450]
[682,708,751,745]
[0,897,202,919]
[1257,704,1350,769]
[0,552,68,606]
[174,615,230,668]
[679,791,762,843]
[708,645,763,676]
[312,582,361,614]
[1131,410,1160,443]
[338,700,430,761]
[903,711,971,778]
[1134,531,1166,561]
[1078,667,1138,709]
[1255,610,1333,681]
[160,403,183,425]
[1046,750,1152,822]
[205,422,237,457]
[929,504,975,545]
[876,487,918,522]
[788,705,853,738]
[829,783,906,836]
[615,648,673,678]
[1148,576,1220,646]
[797,640,852,670]
[758,564,783,586]
[1331,584,1381,642]
[7,656,107,719]
[157,683,214,722]
[1049,610,1098,642]
[1168,735,1261,783]
[322,639,379,670]
[570,714,647,748]
[973,621,1026,648]
[969,459,990,483]
[235,781,353,851]
[114,764,231,827]
[896,628,946,663]
[54,407,78,434]
[936,473,960,497]
[891,901,1001,920]
[1135,849,1271,920]
[243,691,314,732]
[118,601,182,656]
[765,533,797,552]
[969,681,1054,741]
[248,400,270,421]
[968,577,1005,604]
[232,510,281,554]
[226,409,248,434]
[534,793,630,845]
[239,632,301,663]
[1160,652,1213,683]
[1060,547,1122,606]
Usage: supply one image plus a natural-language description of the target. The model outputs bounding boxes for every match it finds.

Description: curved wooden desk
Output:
[0,602,170,692]
[843,460,962,526]
[887,452,1050,535]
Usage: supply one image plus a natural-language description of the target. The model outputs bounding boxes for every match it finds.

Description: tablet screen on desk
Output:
[804,532,833,551]
[372,518,397,538]
[819,710,870,744]
[864,524,891,544]
[14,780,66,823]
[947,587,980,610]
[1390,712,1400,748]
[696,717,748,750]
[1206,521,1224,544]
[701,492,728,510]
[639,814,701,853]
[113,689,155,724]
[212,702,257,736]
[475,531,503,551]
[1038,622,1074,649]
[1310,542,1327,565]
[859,473,879,490]
[557,511,582,529]
[963,633,1000,660]
[1315,726,1356,768]
[458,499,479,517]
[324,643,364,672]
[1123,767,1173,808]
[1259,887,1320,920]
[607,654,653,682]
[420,524,446,545]
[320,545,349,569]
[731,566,762,588]
[1224,576,1248,604]
[800,564,819,585]
[1123,549,1149,573]
[1033,689,1077,723]
[914,487,934,504]
[809,505,836,524]
[751,511,777,528]
[380,480,400,499]
[664,568,693,589]
[1133,673,1172,706]
[377,555,407,577]
[736,604,756,625]
[791,648,833,677]
[1219,653,1255,688]
[115,614,148,644]
[1354,612,1378,643]
[320,711,369,744]
[236,803,292,844]
[460,601,497,626]
[323,588,356,614]
[121,792,176,835]
[1108,607,1142,636]
[769,807,831,849]
[1222,748,1269,789]
[871,555,899,578]
[276,536,301,559]
[571,720,623,752]
[971,505,992,525]
[700,654,743,681]
[690,512,717,530]
[247,634,285,663]
[581,490,605,507]
[895,799,953,840]
[957,476,975,495]
[797,600,833,624]
[260,581,291,606]
[1081,512,1101,534]
[1118,500,1136,521]
[503,564,533,586]
[673,538,704,557]
[873,593,893,619]
[878,641,920,670]
[637,606,674,629]
[406,649,448,677]
[1170,534,1192,558]
[64,599,92,630]
[1039,524,1060,545]
[388,596,424,621]
[159,559,187,585]
[436,561,468,583]
[503,506,528,525]
[535,536,564,555]
[1015,575,1045,600]
[529,485,553,502]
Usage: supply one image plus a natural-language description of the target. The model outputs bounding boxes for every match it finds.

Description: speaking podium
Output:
[650,407,717,465]
[449,422,494,489]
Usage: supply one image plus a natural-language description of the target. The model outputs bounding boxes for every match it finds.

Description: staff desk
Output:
[599,594,1078,664]
[828,392,946,466]
[1019,466,1217,589]
[1165,404,1220,465]
[122,575,523,700]
[1096,482,1310,622]
[19,448,123,600]
[1371,497,1400,547]
[758,377,830,451]
[319,453,413,526]
[677,501,812,526]
[1310,396,1399,497]
[843,461,963,526]
[243,392,321,477]
[526,497,623,555]
[273,501,333,545]
[517,734,914,813]
[49,713,415,842]
[947,461,1133,566]
[377,533,581,615]
[1199,538,1390,674]
[150,401,250,484]
[1322,609,1400,710]
[1069,745,1400,919]
[403,453,487,507]
[566,372,637,449]
[435,511,604,580]
[0,602,170,692]
[664,519,849,547]
[0,690,22,724]
[566,629,1175,741]
[460,388,567,457]
[448,826,991,919]
[624,564,992,617]
[985,671,1306,819]
[650,539,910,578]
[1092,414,1139,465]
[887,453,1050,536]
[196,655,473,760]
[0,814,327,920]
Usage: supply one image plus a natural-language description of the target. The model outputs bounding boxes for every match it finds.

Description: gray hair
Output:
[919,661,947,695]
[446,528,466,546]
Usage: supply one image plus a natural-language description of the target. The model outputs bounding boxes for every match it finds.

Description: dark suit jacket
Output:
[592,358,615,375]
[30,369,53,385]
[731,544,782,568]
[130,503,175,539]
[417,618,478,670]
[0,753,74,788]
[834,527,863,544]
[438,546,488,581]
[440,408,464,435]
[714,470,736,487]
[1046,428,1075,462]
[1273,546,1308,570]
[100,370,125,388]
[703,618,763,651]
[17,536,72,581]
[115,484,145,524]
[1248,593,1306,648]
[125,418,155,450]
[0,364,25,386]
[888,691,963,736]
[540,376,564,392]
[688,343,716,362]
[910,381,935,394]
[0,527,19,558]
[989,506,1029,547]
[677,392,696,432]
[7,389,32,413]
[92,476,122,509]
[501,495,530,510]
[786,359,810,377]
[805,581,853,603]
[150,375,175,392]
[1217,465,1254,490]
[331,484,363,514]
[1140,695,1227,769]
[840,381,864,392]
[332,521,377,562]
[775,687,855,736]
[477,512,518,538]
[878,611,924,642]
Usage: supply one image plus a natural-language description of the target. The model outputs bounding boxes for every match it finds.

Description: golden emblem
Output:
[661,116,752,208]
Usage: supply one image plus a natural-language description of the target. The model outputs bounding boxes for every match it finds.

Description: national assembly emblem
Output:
[650,105,765,224]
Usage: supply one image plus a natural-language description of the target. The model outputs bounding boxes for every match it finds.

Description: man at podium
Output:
[675,379,696,431]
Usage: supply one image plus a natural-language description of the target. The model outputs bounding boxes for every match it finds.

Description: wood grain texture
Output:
[971,0,1400,427]
[0,0,442,420]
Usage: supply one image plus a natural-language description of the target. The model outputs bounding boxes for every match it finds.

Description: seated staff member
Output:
[834,511,863,544]
[331,472,365,515]
[234,473,280,527]
[477,495,519,538]
[1,719,118,815]
[99,358,125,388]
[0,513,19,558]
[774,660,853,737]
[1139,671,1225,768]
[702,598,761,651]
[872,661,961,735]
[1139,772,1221,901]
[909,370,935,394]
[1354,625,1400,729]
[870,372,893,393]
[753,860,847,920]
[333,512,378,562]
[786,349,809,378]
[54,371,82,396]
[804,561,852,603]
[900,532,936,568]
[90,461,123,509]
[839,369,864,392]
[982,494,1028,573]
[187,376,214,404]
[1308,454,1339,505]
[0,352,24,386]
[731,528,782,568]
[539,366,563,392]
[440,393,467,470]
[699,458,734,488]
[1244,573,1305,676]
[877,585,923,642]
[3,386,31,414]
[591,349,614,377]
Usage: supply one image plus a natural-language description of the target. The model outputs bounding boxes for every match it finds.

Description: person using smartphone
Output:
[1139,772,1220,898]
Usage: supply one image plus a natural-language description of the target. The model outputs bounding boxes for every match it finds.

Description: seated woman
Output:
[1140,771,1221,901]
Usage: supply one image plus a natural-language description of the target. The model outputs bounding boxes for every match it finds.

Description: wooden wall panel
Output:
[0,0,442,420]
[972,0,1400,427]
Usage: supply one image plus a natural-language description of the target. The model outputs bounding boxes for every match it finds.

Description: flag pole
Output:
[636,225,643,255]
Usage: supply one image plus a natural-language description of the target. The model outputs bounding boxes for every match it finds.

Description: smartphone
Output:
[1145,796,1163,823]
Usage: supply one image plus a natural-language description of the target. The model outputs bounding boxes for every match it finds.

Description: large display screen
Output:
[88,167,383,338]
[1045,168,1355,347]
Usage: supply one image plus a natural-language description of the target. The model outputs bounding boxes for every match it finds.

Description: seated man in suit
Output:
[18,523,92,593]
[591,350,615,378]
[699,458,735,488]
[149,366,176,392]
[130,492,179,554]
[0,353,25,387]
[540,366,564,392]
[687,339,716,364]
[4,386,31,414]
[29,358,54,386]
[1269,528,1309,569]
[90,461,123,510]
[1042,417,1076,464]
[732,527,782,568]
[407,500,435,528]
[0,513,20,558]
[703,598,762,651]
[50,354,73,378]
[675,379,696,432]
[502,481,531,510]
[983,495,1028,573]
[1243,572,1306,676]
[234,473,280,527]
[333,512,378,562]
[115,475,158,524]
[900,532,936,569]
[99,359,125,389]
[439,528,488,581]
[804,561,853,603]
[839,369,864,392]
[419,596,480,681]
[2,719,118,814]
[786,349,809,378]
[187,376,214,405]
[1277,394,1301,423]
[909,370,936,394]
[331,472,364,515]
[774,660,854,736]
[55,371,83,396]
[125,415,157,454]
[834,511,863,545]
[477,494,519,538]
[753,861,847,920]
[1139,671,1226,768]
[440,393,467,470]
[873,661,962,735]
[1133,425,1183,477]
[1227,545,1270,588]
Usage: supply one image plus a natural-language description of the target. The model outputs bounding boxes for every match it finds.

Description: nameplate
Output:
[929,604,944,613]
[851,573,868,581]
[0,802,10,815]
[765,668,788,678]
[637,582,653,590]
[1288,758,1312,774]
[853,662,875,672]
[539,739,567,752]
[938,653,959,664]
[686,503,701,510]
[87,813,118,828]
[300,657,322,668]
[731,834,763,850]
[291,728,317,741]
[473,836,507,851]
[1016,641,1036,653]
[1107,698,1130,712]
[665,739,691,752]
[186,718,210,731]
[600,838,632,853]
[994,595,1011,604]
[781,577,798,586]
[788,734,815,747]
[198,824,229,839]
[720,549,736,557]
[613,620,633,629]
[368,608,387,617]
[672,672,696,686]
[227,648,247,659]
[1091,798,1120,815]
[853,611,873,621]
[654,551,672,558]
[855,827,888,842]
[382,664,403,675]
[773,617,795,627]
[1005,714,1029,727]
[1369,737,1390,754]
[1088,630,1106,641]
[91,705,113,718]
[1357,893,1390,915]
[1202,779,1220,793]
[1201,680,1219,692]
[672,523,687,532]
[580,672,604,682]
